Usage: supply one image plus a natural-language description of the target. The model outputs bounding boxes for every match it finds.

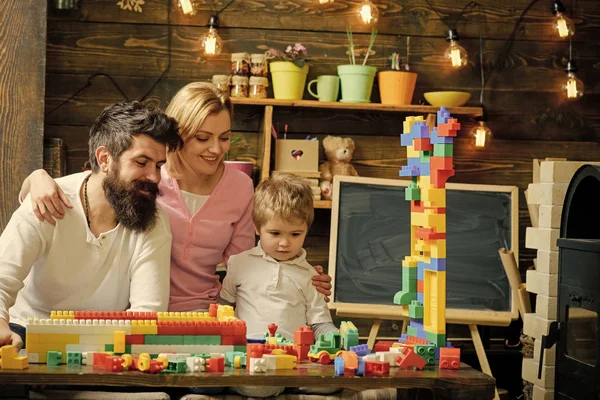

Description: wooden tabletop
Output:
[0,362,495,400]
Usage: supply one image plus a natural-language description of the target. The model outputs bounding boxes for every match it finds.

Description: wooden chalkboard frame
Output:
[328,175,519,327]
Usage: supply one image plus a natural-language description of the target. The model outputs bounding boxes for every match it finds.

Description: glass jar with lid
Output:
[249,76,268,99]
[230,76,249,98]
[212,74,230,93]
[250,53,268,77]
[231,52,250,76]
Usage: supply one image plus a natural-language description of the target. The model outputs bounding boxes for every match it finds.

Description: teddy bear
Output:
[319,135,358,199]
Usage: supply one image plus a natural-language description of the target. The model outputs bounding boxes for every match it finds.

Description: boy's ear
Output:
[254,224,260,236]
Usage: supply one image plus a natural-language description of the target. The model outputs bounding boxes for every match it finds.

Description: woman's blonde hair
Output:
[165,82,233,179]
[253,172,315,230]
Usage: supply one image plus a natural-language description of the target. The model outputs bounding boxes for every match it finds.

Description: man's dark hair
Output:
[88,101,182,172]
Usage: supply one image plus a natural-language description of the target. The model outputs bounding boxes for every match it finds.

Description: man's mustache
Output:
[132,180,161,197]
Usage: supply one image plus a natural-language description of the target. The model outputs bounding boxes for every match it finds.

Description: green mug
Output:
[307,75,340,102]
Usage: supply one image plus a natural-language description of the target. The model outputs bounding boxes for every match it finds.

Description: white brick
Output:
[535,295,558,320]
[534,338,555,366]
[536,250,559,275]
[26,352,39,363]
[523,313,553,340]
[66,344,106,353]
[79,334,113,345]
[522,357,555,389]
[538,205,562,229]
[527,183,569,205]
[526,270,558,297]
[540,161,600,183]
[532,385,554,400]
[526,227,560,251]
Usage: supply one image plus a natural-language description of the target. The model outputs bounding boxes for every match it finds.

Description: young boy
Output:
[219,172,337,341]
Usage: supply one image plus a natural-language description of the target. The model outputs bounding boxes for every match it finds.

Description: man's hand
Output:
[311,264,332,302]
[0,320,23,351]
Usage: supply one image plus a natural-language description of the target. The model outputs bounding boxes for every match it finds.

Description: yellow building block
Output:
[217,305,235,321]
[406,145,419,158]
[0,345,28,369]
[26,343,47,356]
[274,354,297,370]
[410,212,446,233]
[418,176,430,188]
[340,321,357,340]
[48,334,80,345]
[50,311,75,320]
[421,187,446,207]
[114,331,126,354]
[131,320,158,335]
[26,334,40,344]
[403,115,425,134]
[402,256,418,268]
[430,240,446,258]
[424,270,446,334]
[266,337,278,345]
[415,239,431,254]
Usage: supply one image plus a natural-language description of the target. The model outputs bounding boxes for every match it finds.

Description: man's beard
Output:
[102,167,161,233]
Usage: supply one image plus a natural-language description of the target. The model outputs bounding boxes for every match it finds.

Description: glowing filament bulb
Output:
[554,13,574,38]
[444,39,467,68]
[179,0,194,15]
[565,72,583,99]
[199,26,223,57]
[358,1,379,25]
[472,121,492,148]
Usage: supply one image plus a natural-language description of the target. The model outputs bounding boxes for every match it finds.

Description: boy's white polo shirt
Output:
[220,243,333,340]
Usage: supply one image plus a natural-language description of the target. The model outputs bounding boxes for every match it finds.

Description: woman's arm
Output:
[19,169,72,225]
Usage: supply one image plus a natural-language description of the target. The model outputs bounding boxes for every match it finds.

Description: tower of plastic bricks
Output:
[393,107,459,347]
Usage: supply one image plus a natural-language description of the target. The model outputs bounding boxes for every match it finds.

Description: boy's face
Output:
[257,217,308,262]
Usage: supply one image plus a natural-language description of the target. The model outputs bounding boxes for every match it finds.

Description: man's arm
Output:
[304,268,336,337]
[0,200,48,348]
[128,218,172,312]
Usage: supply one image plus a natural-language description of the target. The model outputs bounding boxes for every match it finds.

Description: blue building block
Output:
[400,133,415,146]
[437,107,451,124]
[417,292,424,303]
[334,356,345,376]
[247,338,267,344]
[424,258,446,271]
[349,344,371,357]
[419,162,430,176]
[408,157,420,167]
[430,127,454,145]
[410,122,430,139]
[357,358,365,376]
[411,318,424,330]
[400,165,420,177]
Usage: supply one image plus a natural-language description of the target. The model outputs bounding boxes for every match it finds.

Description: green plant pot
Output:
[269,61,309,100]
[337,64,377,103]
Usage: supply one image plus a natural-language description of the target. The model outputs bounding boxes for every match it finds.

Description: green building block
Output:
[192,353,211,359]
[197,335,221,345]
[47,351,63,366]
[414,345,436,365]
[425,332,447,347]
[183,336,196,345]
[105,344,131,354]
[419,151,431,163]
[233,346,247,353]
[66,351,81,366]
[406,326,418,338]
[433,143,453,157]
[165,359,187,373]
[225,351,247,367]
[408,302,424,319]
[405,184,421,201]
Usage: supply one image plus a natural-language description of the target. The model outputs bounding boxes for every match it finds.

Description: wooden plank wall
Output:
[0,1,46,229]
[44,0,600,337]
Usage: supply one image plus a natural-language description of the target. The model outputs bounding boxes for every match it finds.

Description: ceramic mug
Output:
[307,75,340,102]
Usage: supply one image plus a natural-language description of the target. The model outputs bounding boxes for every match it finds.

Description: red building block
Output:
[208,303,218,318]
[125,334,145,345]
[417,280,424,292]
[430,169,455,188]
[207,356,225,373]
[246,344,264,359]
[430,156,453,171]
[415,227,446,241]
[268,323,278,337]
[295,345,311,361]
[105,356,125,372]
[411,201,425,213]
[294,326,314,346]
[439,347,461,369]
[148,360,165,373]
[364,361,390,375]
[373,341,396,352]
[437,119,460,137]
[396,347,426,370]
[413,138,433,151]
[93,352,109,368]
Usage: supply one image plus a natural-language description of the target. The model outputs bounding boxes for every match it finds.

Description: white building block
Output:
[186,356,206,372]
[527,183,569,205]
[66,344,106,353]
[79,334,114,345]
[538,205,562,229]
[262,354,278,370]
[540,161,600,183]
[532,385,554,400]
[535,295,558,320]
[376,351,397,367]
[81,351,96,366]
[536,250,559,275]
[249,357,267,373]
[526,227,560,251]
[526,270,558,297]
[26,352,39,363]
[522,357,555,389]
[523,313,553,341]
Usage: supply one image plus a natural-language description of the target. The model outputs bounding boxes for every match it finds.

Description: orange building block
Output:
[0,345,28,370]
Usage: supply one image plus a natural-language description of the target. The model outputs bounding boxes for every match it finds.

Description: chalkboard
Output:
[329,176,519,325]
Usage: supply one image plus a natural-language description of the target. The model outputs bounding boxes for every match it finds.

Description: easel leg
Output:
[367,319,381,350]
[401,319,408,334]
[469,324,500,400]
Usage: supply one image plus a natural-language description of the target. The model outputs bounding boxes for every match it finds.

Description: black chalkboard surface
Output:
[329,176,519,325]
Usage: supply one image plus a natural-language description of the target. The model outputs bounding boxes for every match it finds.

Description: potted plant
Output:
[378,40,418,105]
[267,43,309,100]
[338,26,378,103]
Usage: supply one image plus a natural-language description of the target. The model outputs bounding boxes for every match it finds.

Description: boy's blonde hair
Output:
[253,172,315,230]
[165,82,233,179]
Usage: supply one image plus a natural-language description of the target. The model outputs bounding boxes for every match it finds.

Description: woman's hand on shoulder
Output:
[28,169,73,225]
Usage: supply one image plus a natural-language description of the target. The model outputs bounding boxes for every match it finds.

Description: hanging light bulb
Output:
[319,0,334,3]
[444,29,468,68]
[552,0,574,38]
[358,0,379,25]
[199,15,223,57]
[472,120,492,148]
[178,0,197,15]
[563,61,584,100]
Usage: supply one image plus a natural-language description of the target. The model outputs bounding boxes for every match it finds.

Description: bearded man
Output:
[0,101,182,349]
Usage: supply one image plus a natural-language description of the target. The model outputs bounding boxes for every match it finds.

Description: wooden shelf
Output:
[314,200,332,209]
[231,98,483,117]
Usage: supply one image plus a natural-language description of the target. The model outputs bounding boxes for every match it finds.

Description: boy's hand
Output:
[0,320,23,350]
[311,265,332,302]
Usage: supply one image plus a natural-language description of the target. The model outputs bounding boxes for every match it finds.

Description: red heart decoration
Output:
[291,150,304,160]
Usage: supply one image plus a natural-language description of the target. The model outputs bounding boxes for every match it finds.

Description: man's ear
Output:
[95,146,111,173]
